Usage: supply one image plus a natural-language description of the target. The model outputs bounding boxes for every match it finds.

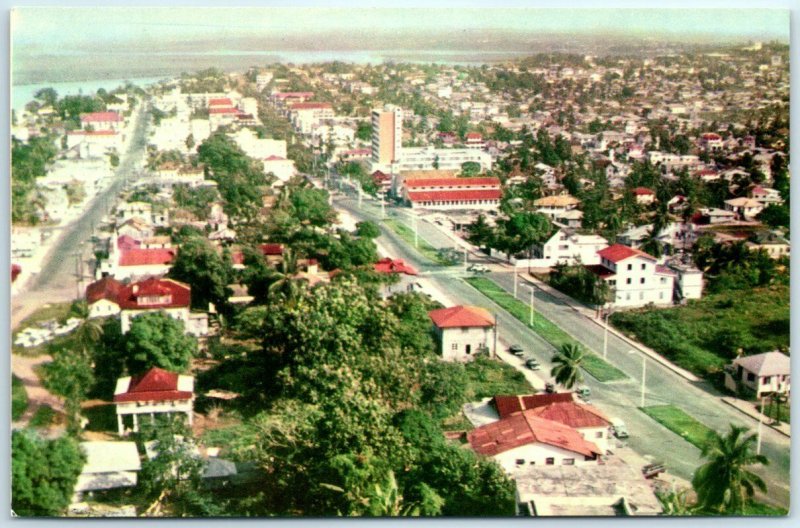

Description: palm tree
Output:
[550,343,585,390]
[69,300,104,352]
[691,424,768,514]
[268,248,301,301]
[657,487,695,516]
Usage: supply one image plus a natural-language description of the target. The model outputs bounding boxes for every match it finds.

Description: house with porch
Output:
[724,351,790,399]
[428,305,496,361]
[114,367,194,436]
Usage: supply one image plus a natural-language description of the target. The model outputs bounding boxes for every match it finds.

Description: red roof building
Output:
[631,187,655,196]
[468,410,602,459]
[208,98,233,107]
[492,393,575,418]
[86,276,126,305]
[429,305,494,329]
[119,248,176,267]
[116,277,191,310]
[597,244,656,264]
[11,263,22,283]
[113,367,195,435]
[114,367,193,404]
[405,177,500,189]
[404,177,501,210]
[373,257,418,276]
[289,102,333,110]
[80,111,122,124]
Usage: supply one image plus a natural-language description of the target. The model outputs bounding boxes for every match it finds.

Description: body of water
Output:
[12,77,167,113]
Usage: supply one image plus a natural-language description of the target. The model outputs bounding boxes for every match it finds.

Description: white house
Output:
[428,305,496,361]
[468,410,602,474]
[534,195,581,219]
[665,258,704,300]
[114,367,194,436]
[725,197,764,220]
[262,156,297,182]
[725,351,791,399]
[530,228,608,267]
[589,244,675,307]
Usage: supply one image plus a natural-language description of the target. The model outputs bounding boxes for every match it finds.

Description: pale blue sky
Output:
[12,7,789,52]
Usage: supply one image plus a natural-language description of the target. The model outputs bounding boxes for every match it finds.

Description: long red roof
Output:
[429,305,494,328]
[119,248,176,266]
[209,107,239,115]
[86,276,125,304]
[373,258,418,276]
[468,410,602,458]
[208,98,233,107]
[492,393,574,418]
[80,111,122,123]
[597,244,656,263]
[114,367,193,403]
[290,102,332,110]
[117,278,191,310]
[405,177,499,188]
[408,189,502,203]
[274,92,314,99]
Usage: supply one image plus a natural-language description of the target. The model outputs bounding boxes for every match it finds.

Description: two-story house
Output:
[428,305,496,361]
[530,228,608,267]
[588,244,675,307]
[724,351,790,399]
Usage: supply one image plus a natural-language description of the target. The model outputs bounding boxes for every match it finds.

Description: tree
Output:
[355,220,381,239]
[494,211,552,258]
[466,213,494,252]
[124,312,197,375]
[356,121,372,142]
[756,204,790,230]
[289,187,337,227]
[460,161,481,177]
[692,424,768,514]
[550,343,585,390]
[43,349,94,435]
[12,431,85,516]
[168,235,232,312]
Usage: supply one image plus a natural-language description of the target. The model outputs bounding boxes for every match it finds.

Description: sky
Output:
[12,7,790,53]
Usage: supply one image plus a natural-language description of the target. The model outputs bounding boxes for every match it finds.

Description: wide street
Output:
[330,187,790,509]
[11,101,151,330]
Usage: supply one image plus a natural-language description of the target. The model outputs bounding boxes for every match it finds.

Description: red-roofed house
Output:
[467,410,602,473]
[114,367,194,435]
[373,258,418,276]
[403,177,502,211]
[429,305,496,361]
[86,276,126,318]
[80,111,123,131]
[590,244,674,307]
[491,394,613,452]
[465,132,485,150]
[700,133,723,152]
[631,187,656,205]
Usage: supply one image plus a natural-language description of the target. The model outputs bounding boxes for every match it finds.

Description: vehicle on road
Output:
[525,358,540,370]
[467,264,490,273]
[576,387,591,400]
[642,462,666,479]
[508,344,524,356]
[545,382,555,393]
[611,418,629,439]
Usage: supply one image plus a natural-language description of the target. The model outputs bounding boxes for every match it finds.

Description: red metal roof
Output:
[466,132,483,140]
[468,411,602,458]
[373,258,418,276]
[259,243,284,256]
[655,265,677,276]
[274,92,314,99]
[11,264,22,282]
[208,98,233,107]
[702,133,722,140]
[428,305,494,328]
[80,111,122,123]
[264,155,286,161]
[632,187,655,195]
[528,401,611,429]
[117,278,191,310]
[114,367,193,403]
[492,393,575,418]
[405,177,500,188]
[86,276,125,304]
[209,107,238,115]
[408,189,502,203]
[119,248,176,267]
[117,235,142,251]
[597,244,656,263]
[67,130,118,136]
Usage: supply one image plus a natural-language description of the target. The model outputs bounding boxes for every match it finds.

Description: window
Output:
[660,277,667,284]
[747,373,756,382]
[763,376,771,384]
[626,278,632,285]
[596,431,604,438]
[642,263,646,270]
[639,292,644,300]
[640,278,645,284]
[545,458,555,465]
[529,461,536,465]
[559,245,569,250]
[626,293,631,300]
[562,458,575,466]
[627,264,632,271]
[515,459,525,466]
[451,343,458,351]
[659,292,664,300]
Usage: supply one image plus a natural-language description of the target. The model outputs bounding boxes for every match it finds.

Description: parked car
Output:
[545,382,555,393]
[525,359,541,370]
[508,344,524,356]
[642,462,666,479]
[576,387,591,400]
[467,264,489,273]
[611,418,629,439]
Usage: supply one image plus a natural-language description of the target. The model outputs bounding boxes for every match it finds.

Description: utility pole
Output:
[493,313,498,360]
[513,263,518,298]
[463,246,468,271]
[757,396,765,455]
[412,214,418,248]
[640,357,647,408]
[380,189,386,219]
[603,310,610,359]
[529,285,535,327]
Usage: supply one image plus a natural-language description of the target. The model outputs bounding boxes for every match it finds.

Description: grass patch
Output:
[611,285,789,380]
[83,405,119,433]
[463,355,533,399]
[29,405,56,428]
[383,219,452,266]
[741,501,788,516]
[464,276,627,382]
[640,405,716,449]
[12,375,28,421]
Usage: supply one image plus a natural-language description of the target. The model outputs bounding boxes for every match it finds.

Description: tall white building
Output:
[371,104,403,168]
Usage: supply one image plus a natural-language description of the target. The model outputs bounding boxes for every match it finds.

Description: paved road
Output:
[12,102,151,329]
[331,190,790,509]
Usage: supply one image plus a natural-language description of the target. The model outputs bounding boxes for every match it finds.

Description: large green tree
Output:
[168,235,232,311]
[124,312,197,375]
[12,431,86,517]
[550,342,585,390]
[692,425,768,514]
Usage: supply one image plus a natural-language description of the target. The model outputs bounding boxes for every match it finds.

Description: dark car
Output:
[525,359,541,370]
[508,344,524,356]
[545,382,555,393]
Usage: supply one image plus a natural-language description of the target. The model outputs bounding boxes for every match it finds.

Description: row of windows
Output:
[617,291,668,301]
[418,200,498,206]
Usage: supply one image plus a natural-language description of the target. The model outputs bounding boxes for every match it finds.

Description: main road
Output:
[330,187,790,509]
[11,101,151,329]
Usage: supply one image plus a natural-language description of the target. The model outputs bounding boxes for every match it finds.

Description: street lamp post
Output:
[412,214,418,248]
[528,284,535,327]
[513,263,518,298]
[757,396,765,455]
[603,309,610,359]
[628,350,646,407]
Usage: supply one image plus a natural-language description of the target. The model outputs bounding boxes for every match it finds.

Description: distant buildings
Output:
[371,104,403,168]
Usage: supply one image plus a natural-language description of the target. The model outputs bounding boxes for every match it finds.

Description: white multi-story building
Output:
[428,305,496,361]
[397,146,492,172]
[114,367,194,436]
[289,102,334,134]
[530,228,608,267]
[591,244,675,307]
[371,104,404,169]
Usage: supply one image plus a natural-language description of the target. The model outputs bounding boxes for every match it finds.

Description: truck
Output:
[611,418,629,439]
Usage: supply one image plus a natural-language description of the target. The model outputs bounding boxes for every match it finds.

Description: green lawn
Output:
[12,375,28,421]
[611,285,790,380]
[741,501,788,516]
[639,405,716,450]
[465,277,627,383]
[383,219,453,266]
[29,405,56,428]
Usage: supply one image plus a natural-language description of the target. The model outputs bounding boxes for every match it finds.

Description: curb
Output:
[720,397,791,438]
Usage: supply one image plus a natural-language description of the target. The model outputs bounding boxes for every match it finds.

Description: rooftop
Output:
[428,305,494,329]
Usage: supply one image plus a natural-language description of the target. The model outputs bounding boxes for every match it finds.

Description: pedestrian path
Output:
[721,397,790,437]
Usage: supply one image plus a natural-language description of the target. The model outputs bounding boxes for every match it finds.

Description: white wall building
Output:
[592,244,675,307]
[530,228,608,267]
[429,305,496,361]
